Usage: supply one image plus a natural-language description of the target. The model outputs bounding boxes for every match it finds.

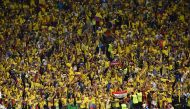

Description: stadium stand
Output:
[0,0,190,109]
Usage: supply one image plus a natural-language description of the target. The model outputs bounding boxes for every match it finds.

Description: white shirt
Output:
[0,104,6,109]
[106,98,111,109]
[0,91,2,98]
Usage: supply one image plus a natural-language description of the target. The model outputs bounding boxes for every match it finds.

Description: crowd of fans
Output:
[0,0,190,109]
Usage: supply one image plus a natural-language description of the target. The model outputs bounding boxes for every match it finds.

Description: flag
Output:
[112,90,128,98]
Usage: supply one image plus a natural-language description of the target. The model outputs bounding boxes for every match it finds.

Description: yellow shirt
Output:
[39,0,45,5]
[117,45,122,53]
[100,101,106,109]
[0,64,5,72]
[40,101,45,108]
[159,99,163,108]
[179,15,185,22]
[77,29,82,36]
[125,46,130,54]
[30,0,35,6]
[49,101,53,107]
[118,77,122,84]
[167,97,172,103]
[162,49,168,56]
[80,101,86,108]
[62,98,67,105]
[91,97,96,104]
[55,99,59,106]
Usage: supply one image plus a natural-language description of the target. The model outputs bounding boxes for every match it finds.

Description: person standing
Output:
[137,90,143,108]
[132,92,138,109]
[187,93,190,109]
